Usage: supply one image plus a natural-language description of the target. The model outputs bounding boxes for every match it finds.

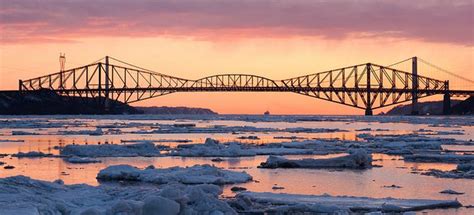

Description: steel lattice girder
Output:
[20,60,472,110]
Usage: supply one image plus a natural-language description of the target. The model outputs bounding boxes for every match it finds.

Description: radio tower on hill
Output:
[59,53,66,88]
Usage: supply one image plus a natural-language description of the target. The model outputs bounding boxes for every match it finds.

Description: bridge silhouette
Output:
[18,56,474,115]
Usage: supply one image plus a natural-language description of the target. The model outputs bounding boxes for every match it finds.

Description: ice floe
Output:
[0,176,236,214]
[259,149,372,169]
[404,154,474,163]
[11,130,39,135]
[421,162,474,179]
[171,138,316,157]
[440,189,465,195]
[60,142,165,157]
[12,151,54,158]
[97,164,253,185]
[229,192,462,213]
[64,156,101,164]
[58,128,104,136]
[0,139,24,143]
[171,138,257,157]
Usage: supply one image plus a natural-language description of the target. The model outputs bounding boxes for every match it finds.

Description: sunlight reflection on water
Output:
[0,115,473,214]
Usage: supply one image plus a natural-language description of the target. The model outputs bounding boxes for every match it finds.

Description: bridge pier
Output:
[443,80,451,115]
[411,57,419,115]
[365,63,373,116]
[365,108,373,116]
[104,56,110,112]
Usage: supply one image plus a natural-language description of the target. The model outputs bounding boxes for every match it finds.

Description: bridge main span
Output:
[18,56,473,115]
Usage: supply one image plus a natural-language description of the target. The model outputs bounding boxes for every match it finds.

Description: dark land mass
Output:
[0,89,139,115]
[384,96,474,115]
[0,90,217,115]
[136,106,217,115]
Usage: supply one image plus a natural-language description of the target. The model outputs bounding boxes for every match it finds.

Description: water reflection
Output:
[0,116,473,214]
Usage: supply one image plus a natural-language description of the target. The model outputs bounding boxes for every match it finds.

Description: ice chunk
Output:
[0,176,236,214]
[97,164,252,185]
[232,192,462,213]
[404,154,474,163]
[0,139,24,143]
[421,162,474,179]
[252,147,313,155]
[60,142,162,157]
[259,149,372,169]
[11,131,38,135]
[171,138,257,157]
[64,156,101,164]
[439,189,464,195]
[12,151,53,158]
[142,196,180,214]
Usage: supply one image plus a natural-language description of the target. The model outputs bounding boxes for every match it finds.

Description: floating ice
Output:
[421,162,474,179]
[259,149,372,169]
[0,139,24,143]
[171,138,257,157]
[60,142,163,157]
[440,189,464,195]
[11,131,39,135]
[97,164,253,185]
[230,192,462,213]
[171,138,317,157]
[0,176,236,214]
[58,127,104,136]
[404,154,474,163]
[12,151,53,158]
[64,156,101,164]
[252,147,313,155]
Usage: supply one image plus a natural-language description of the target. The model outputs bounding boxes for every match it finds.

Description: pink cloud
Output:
[0,0,472,45]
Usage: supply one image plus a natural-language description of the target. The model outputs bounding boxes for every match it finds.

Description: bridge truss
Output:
[19,56,473,115]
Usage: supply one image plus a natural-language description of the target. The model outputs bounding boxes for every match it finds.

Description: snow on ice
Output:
[403,154,474,163]
[60,142,165,157]
[97,164,253,185]
[259,149,372,169]
[64,156,101,164]
[12,151,54,158]
[0,176,236,215]
[421,162,474,179]
[230,192,462,213]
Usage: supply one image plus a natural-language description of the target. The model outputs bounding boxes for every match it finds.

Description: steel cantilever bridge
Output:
[19,56,474,115]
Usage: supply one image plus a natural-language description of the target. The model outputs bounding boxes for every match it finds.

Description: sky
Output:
[0,0,473,114]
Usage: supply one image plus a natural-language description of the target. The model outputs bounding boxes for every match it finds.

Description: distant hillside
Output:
[451,96,474,115]
[136,106,218,115]
[384,97,473,115]
[0,90,218,115]
[0,89,140,115]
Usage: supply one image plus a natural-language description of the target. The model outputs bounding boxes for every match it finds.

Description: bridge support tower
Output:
[443,80,451,115]
[365,63,373,116]
[411,57,419,115]
[104,56,110,111]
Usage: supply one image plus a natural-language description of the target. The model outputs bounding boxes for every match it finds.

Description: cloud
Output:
[0,0,472,45]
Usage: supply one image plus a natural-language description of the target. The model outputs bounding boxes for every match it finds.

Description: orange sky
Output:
[1,1,473,114]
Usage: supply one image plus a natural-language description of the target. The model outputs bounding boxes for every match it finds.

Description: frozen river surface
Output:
[0,115,473,214]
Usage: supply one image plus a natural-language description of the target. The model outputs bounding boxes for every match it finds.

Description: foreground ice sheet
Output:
[422,162,474,179]
[231,192,462,213]
[60,142,165,157]
[259,149,372,169]
[97,164,253,185]
[0,176,236,214]
[404,154,474,163]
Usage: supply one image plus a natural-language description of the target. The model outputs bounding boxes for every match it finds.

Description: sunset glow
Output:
[1,0,472,114]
